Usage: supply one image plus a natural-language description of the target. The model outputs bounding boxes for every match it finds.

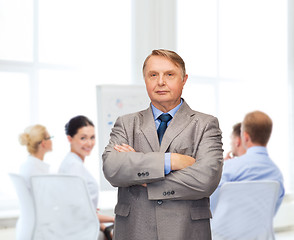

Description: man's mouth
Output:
[156,91,168,94]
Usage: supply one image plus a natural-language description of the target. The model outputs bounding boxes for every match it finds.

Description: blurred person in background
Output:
[224,122,246,160]
[211,111,284,214]
[58,115,114,240]
[19,124,53,186]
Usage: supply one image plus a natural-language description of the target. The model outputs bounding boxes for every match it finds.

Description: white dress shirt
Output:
[20,155,50,187]
[58,152,99,209]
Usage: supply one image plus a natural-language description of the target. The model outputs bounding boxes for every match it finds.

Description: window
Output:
[0,0,131,208]
[178,0,290,189]
[0,73,30,199]
[0,0,33,62]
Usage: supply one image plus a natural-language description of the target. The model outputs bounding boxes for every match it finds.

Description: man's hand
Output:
[224,151,233,160]
[114,143,136,152]
[171,153,196,171]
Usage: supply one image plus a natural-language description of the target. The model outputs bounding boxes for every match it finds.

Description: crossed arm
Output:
[114,143,195,172]
[102,115,223,200]
[113,144,195,187]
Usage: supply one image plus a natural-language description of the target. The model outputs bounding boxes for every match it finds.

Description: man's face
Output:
[144,56,187,112]
[230,134,240,157]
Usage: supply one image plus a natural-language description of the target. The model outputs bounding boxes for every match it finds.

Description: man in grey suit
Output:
[102,49,223,240]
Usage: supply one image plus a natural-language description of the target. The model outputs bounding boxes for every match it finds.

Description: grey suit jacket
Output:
[102,100,223,240]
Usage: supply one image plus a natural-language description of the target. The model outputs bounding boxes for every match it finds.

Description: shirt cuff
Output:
[164,153,171,175]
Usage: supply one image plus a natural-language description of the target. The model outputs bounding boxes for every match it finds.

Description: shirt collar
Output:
[151,99,183,120]
[28,155,50,168]
[68,152,84,163]
[246,146,268,155]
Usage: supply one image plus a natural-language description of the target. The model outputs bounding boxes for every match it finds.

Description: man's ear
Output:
[183,74,188,85]
[243,131,250,143]
[67,135,72,143]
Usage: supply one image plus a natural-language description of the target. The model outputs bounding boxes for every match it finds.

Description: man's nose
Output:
[158,75,165,86]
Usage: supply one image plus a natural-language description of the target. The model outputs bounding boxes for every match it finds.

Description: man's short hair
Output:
[242,111,272,146]
[142,49,186,79]
[232,122,242,137]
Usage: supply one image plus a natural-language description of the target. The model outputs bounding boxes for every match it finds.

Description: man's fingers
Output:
[114,144,136,152]
[122,143,135,152]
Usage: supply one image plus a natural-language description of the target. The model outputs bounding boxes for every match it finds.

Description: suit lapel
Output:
[160,101,195,152]
[140,106,160,152]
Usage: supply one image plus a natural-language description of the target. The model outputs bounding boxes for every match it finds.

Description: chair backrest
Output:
[211,180,279,240]
[9,173,35,240]
[31,175,99,240]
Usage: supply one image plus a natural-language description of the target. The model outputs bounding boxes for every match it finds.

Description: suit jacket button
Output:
[146,172,149,176]
[167,191,171,195]
[163,192,166,196]
[137,173,141,177]
[157,200,163,205]
[171,190,175,195]
[142,172,145,176]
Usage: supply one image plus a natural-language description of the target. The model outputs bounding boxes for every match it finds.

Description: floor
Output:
[1,227,294,239]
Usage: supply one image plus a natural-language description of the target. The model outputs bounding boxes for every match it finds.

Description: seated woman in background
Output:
[19,124,53,185]
[58,115,114,240]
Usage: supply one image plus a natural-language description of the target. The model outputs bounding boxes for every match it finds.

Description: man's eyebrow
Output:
[147,70,158,74]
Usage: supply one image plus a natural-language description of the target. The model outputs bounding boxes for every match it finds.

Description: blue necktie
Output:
[157,113,172,144]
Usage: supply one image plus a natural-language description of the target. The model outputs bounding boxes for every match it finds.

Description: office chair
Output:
[211,180,279,240]
[9,173,35,240]
[31,175,100,240]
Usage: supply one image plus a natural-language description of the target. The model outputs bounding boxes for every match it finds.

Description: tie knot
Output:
[158,113,172,123]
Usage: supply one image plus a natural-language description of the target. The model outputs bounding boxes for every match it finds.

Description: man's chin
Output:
[152,95,171,102]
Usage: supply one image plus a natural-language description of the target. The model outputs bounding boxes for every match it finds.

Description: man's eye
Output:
[81,137,86,140]
[149,72,157,77]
